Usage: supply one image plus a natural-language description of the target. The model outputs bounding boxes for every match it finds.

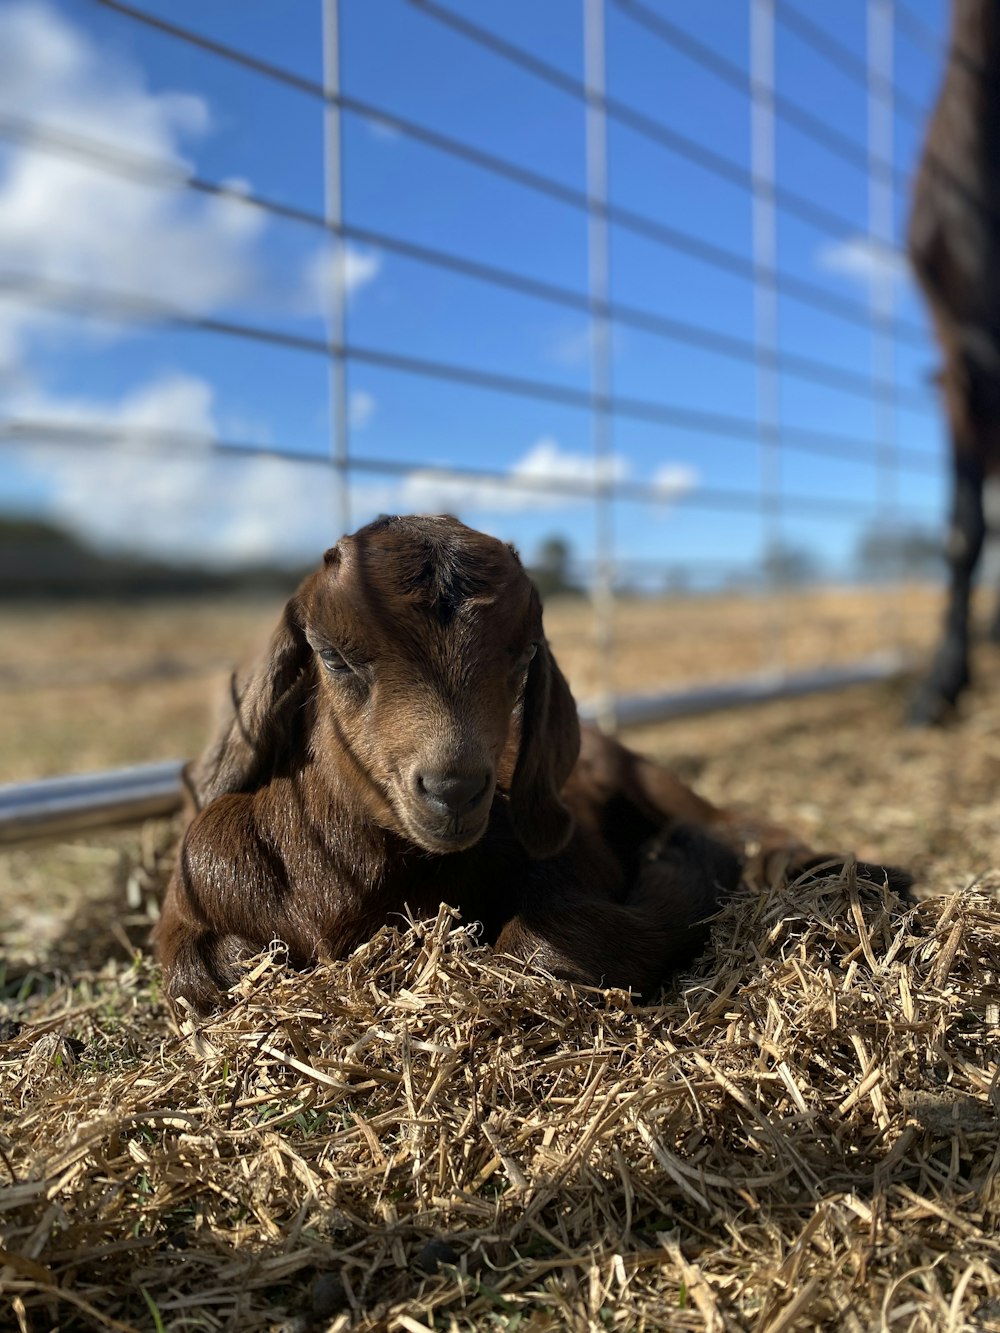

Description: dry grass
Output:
[3,876,1000,1332]
[0,598,280,783]
[0,585,941,783]
[3,587,1000,1330]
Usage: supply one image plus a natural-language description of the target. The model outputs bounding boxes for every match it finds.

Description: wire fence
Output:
[0,0,950,733]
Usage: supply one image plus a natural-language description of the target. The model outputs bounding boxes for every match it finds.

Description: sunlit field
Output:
[0,583,943,783]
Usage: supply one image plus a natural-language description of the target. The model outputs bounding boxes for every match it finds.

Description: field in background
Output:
[0,583,944,784]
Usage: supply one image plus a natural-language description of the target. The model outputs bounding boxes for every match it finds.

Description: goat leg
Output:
[494,823,741,996]
[154,920,260,1014]
[910,452,984,724]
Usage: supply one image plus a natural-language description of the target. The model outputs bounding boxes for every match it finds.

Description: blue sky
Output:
[0,0,950,583]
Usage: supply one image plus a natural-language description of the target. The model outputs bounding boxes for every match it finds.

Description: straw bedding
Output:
[3,855,1000,1331]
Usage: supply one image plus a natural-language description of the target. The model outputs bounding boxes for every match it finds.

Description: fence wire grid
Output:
[0,0,953,729]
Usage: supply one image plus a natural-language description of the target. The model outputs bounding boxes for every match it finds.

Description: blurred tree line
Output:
[0,516,303,599]
[527,535,584,600]
[0,516,947,601]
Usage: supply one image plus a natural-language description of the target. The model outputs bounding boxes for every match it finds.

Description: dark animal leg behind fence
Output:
[985,479,1000,644]
[909,452,985,724]
[988,584,1000,644]
[902,0,1000,723]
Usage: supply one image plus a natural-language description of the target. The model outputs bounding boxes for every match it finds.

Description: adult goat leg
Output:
[988,583,1000,645]
[910,452,985,724]
[987,478,1000,643]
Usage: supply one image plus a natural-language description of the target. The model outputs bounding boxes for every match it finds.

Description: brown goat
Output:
[157,515,905,1012]
[908,0,1000,723]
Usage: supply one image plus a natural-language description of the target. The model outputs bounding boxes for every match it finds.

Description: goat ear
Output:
[191,595,312,806]
[508,638,581,858]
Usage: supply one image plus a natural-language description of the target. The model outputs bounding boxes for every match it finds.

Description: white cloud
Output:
[364,114,402,143]
[13,391,701,564]
[0,2,391,566]
[348,389,376,430]
[9,373,351,566]
[651,462,698,498]
[543,321,629,369]
[0,2,272,367]
[816,235,910,300]
[546,324,594,369]
[512,437,628,490]
[400,437,629,515]
[302,244,382,314]
[10,373,216,441]
[396,440,696,514]
[0,2,210,153]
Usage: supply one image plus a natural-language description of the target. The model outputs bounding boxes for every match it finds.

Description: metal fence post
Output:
[750,0,785,671]
[584,0,617,731]
[322,0,352,538]
[868,0,903,648]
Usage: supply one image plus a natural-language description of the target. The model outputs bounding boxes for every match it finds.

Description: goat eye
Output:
[514,643,539,673]
[318,648,352,674]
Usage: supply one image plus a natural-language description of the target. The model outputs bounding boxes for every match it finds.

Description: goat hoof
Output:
[906,690,954,727]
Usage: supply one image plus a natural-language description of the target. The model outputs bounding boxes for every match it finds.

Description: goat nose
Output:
[416,770,490,815]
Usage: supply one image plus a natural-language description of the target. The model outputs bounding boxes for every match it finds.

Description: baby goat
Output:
[157,515,904,1011]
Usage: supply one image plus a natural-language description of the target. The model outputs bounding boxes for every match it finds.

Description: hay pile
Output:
[3,869,1000,1332]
